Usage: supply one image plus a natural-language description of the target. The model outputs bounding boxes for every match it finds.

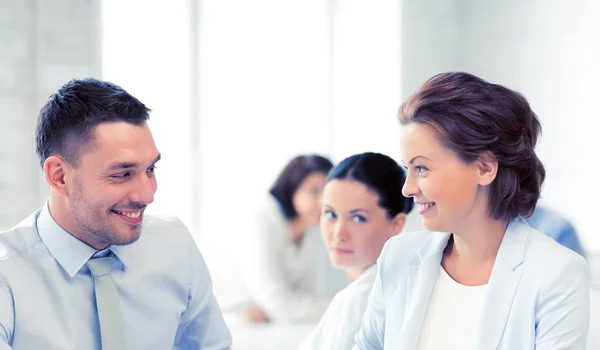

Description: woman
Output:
[299,152,413,350]
[354,72,589,349]
[227,154,334,324]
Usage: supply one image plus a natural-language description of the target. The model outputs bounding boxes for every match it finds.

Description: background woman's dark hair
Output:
[326,152,413,218]
[269,154,333,220]
[35,78,150,168]
[398,72,545,221]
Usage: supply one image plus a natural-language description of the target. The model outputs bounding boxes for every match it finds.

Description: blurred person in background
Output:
[525,206,586,258]
[221,155,334,324]
[299,152,413,350]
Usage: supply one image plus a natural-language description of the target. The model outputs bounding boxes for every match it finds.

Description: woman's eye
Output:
[353,215,366,223]
[323,210,336,219]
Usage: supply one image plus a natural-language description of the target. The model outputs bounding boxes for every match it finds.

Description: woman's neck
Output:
[442,215,509,286]
[288,218,307,246]
[450,216,508,265]
[345,263,374,283]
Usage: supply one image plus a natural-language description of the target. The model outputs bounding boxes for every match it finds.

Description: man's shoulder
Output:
[0,210,42,264]
[142,214,188,231]
[139,214,195,245]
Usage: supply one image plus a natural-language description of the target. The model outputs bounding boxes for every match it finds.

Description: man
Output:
[525,206,586,258]
[0,79,232,349]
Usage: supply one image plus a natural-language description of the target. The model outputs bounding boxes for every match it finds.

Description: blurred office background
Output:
[1,0,599,348]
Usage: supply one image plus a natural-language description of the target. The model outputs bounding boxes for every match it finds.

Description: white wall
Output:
[101,0,194,231]
[0,0,101,230]
[331,0,423,232]
[401,0,600,252]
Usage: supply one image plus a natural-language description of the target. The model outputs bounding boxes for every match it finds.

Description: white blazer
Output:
[354,218,590,349]
[219,195,330,323]
[299,265,377,350]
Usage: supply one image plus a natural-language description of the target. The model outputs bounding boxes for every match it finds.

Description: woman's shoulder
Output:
[379,230,446,267]
[503,218,588,295]
[522,225,587,278]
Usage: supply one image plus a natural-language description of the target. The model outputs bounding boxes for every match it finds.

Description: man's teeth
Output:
[418,203,435,210]
[115,211,142,219]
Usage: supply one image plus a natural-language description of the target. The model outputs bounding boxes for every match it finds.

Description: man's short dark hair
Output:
[35,78,151,168]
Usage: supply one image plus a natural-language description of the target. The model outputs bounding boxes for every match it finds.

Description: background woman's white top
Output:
[418,266,489,350]
[299,265,378,350]
[217,194,331,324]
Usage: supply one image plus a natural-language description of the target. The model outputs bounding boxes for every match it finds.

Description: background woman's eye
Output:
[353,215,366,223]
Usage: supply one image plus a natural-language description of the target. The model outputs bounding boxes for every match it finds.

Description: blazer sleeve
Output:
[534,254,589,349]
[352,242,390,350]
[0,276,13,349]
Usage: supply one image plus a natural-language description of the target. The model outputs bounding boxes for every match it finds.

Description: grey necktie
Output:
[87,252,128,350]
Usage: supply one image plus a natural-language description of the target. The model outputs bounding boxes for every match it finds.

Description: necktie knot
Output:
[87,256,114,277]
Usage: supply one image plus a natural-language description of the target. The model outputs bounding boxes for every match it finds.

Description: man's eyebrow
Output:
[150,154,161,165]
[107,161,138,171]
[107,153,161,171]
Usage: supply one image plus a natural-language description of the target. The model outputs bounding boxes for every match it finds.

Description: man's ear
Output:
[476,152,498,186]
[388,213,407,238]
[44,156,72,197]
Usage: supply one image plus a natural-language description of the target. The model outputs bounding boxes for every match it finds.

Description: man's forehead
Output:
[80,122,159,168]
[92,121,152,143]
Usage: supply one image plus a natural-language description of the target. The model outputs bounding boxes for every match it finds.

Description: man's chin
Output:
[110,228,142,246]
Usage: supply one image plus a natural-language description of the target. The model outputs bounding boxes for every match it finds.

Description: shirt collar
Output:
[352,264,378,285]
[37,202,130,277]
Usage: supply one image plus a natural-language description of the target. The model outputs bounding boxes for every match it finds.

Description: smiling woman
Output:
[354,72,589,350]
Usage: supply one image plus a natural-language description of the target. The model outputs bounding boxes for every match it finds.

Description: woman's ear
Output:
[388,213,407,238]
[476,152,498,186]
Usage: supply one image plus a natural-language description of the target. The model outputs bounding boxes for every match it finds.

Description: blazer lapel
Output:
[474,218,529,349]
[398,232,451,349]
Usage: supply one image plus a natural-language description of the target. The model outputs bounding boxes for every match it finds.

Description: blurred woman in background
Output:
[226,154,334,324]
[299,152,413,350]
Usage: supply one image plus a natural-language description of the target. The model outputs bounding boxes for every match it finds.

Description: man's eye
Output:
[112,172,130,179]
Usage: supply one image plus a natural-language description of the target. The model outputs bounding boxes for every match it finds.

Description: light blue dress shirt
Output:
[0,204,232,350]
[525,206,586,258]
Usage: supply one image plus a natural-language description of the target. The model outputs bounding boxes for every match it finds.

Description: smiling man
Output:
[0,79,232,350]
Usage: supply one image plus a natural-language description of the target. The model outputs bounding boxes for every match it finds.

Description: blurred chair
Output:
[589,281,599,349]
